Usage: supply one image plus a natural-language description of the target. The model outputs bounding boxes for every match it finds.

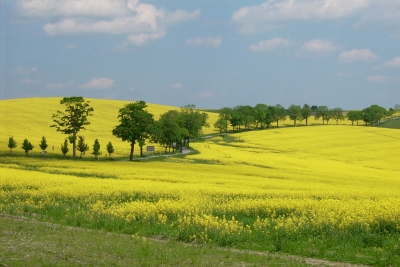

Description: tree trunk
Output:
[140,145,143,157]
[306,118,308,126]
[130,142,134,161]
[72,131,76,160]
[186,136,190,148]
[276,120,279,127]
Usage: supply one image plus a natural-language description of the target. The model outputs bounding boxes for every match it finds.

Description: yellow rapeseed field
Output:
[0,97,220,157]
[0,98,399,264]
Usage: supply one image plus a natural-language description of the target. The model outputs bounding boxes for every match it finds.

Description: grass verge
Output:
[0,214,316,267]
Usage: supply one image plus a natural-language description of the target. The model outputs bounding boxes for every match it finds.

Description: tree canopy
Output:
[51,96,94,160]
[112,101,154,160]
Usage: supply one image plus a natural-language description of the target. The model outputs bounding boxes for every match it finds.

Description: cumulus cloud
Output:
[185,36,223,47]
[338,49,378,63]
[12,66,37,75]
[249,38,292,52]
[367,75,389,83]
[298,39,338,56]
[78,78,114,89]
[15,0,200,46]
[45,80,74,89]
[382,57,400,68]
[232,0,370,34]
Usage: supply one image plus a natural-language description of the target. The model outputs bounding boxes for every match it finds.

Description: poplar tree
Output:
[77,136,89,157]
[106,141,114,157]
[92,139,101,160]
[61,138,69,157]
[39,136,48,151]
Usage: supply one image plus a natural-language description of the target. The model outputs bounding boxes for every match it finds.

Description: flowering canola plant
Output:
[1,99,400,264]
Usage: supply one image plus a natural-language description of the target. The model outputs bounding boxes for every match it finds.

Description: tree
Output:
[253,104,267,129]
[301,104,312,126]
[315,106,331,125]
[21,139,34,156]
[214,118,229,134]
[39,136,48,151]
[362,105,386,125]
[92,139,101,160]
[51,96,94,160]
[236,105,254,129]
[265,106,277,129]
[346,110,363,125]
[229,110,244,132]
[394,104,400,116]
[112,101,154,160]
[61,138,69,157]
[311,105,318,112]
[8,137,17,154]
[331,107,345,125]
[77,136,89,157]
[180,104,209,148]
[287,104,303,126]
[275,104,287,127]
[106,142,114,157]
[151,110,187,153]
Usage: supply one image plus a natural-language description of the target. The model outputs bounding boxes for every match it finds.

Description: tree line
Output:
[7,97,399,160]
[8,97,209,160]
[213,104,399,133]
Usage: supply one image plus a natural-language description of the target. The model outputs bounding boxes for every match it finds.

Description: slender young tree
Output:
[92,139,101,160]
[214,118,229,134]
[106,141,114,157]
[331,107,345,125]
[61,138,69,157]
[21,139,34,156]
[51,96,94,160]
[8,136,17,154]
[275,104,287,127]
[39,136,48,152]
[77,136,89,157]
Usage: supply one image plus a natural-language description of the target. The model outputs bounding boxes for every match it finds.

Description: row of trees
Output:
[213,103,399,133]
[50,97,209,161]
[7,135,115,159]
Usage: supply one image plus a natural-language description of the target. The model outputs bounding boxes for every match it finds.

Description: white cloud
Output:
[12,66,37,74]
[185,36,223,47]
[367,75,389,83]
[21,78,42,84]
[249,38,292,52]
[338,49,378,63]
[45,80,74,89]
[16,0,200,46]
[382,57,400,68]
[78,78,114,89]
[170,83,182,89]
[232,0,370,34]
[299,39,338,55]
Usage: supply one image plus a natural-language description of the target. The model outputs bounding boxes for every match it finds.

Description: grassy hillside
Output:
[0,97,220,157]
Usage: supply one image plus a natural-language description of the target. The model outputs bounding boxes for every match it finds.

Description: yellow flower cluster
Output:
[1,125,400,245]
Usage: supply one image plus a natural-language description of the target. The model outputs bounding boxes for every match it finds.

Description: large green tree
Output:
[152,110,187,153]
[112,101,154,160]
[51,96,94,160]
[287,104,303,126]
[362,105,386,125]
[331,107,345,125]
[214,118,229,134]
[265,106,277,129]
[253,104,267,129]
[315,106,331,125]
[180,104,209,148]
[346,110,363,125]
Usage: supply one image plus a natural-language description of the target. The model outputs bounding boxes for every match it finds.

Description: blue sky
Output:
[1,0,399,109]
